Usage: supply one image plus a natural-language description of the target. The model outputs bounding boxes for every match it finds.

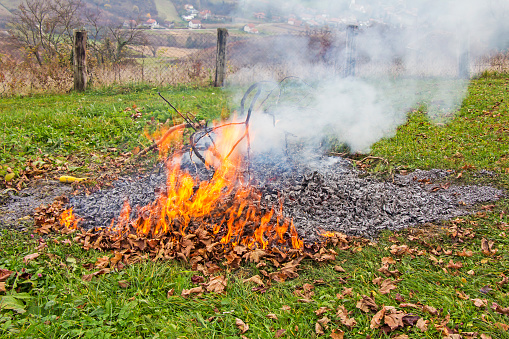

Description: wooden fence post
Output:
[73,30,87,92]
[214,28,228,87]
[345,25,358,77]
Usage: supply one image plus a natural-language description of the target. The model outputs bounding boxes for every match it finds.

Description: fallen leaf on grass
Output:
[191,275,205,284]
[181,286,204,297]
[0,282,5,292]
[491,302,509,315]
[337,305,357,328]
[314,307,330,316]
[275,329,286,338]
[379,279,400,295]
[23,253,40,264]
[392,336,409,339]
[472,298,488,308]
[95,256,110,269]
[381,257,396,264]
[330,329,344,339]
[281,305,291,312]
[497,273,508,287]
[167,289,174,297]
[416,318,429,332]
[446,260,463,270]
[82,268,111,281]
[456,249,474,257]
[315,322,324,335]
[118,280,129,288]
[0,269,14,282]
[243,275,264,286]
[495,322,509,331]
[480,334,492,339]
[456,290,469,300]
[390,245,413,256]
[334,265,346,273]
[356,295,378,313]
[317,316,331,327]
[481,238,497,256]
[370,308,385,329]
[266,313,278,320]
[235,318,249,334]
[205,275,227,294]
[394,293,405,302]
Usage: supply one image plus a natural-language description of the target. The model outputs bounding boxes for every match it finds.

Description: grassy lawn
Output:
[1,75,509,338]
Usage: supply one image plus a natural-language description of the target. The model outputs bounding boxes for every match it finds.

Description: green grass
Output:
[0,84,228,180]
[1,75,509,338]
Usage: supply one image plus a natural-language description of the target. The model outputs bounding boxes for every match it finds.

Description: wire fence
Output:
[0,26,508,96]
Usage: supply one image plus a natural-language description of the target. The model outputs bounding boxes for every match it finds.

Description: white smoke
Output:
[228,0,509,153]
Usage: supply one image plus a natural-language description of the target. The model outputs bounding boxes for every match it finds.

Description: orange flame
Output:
[60,208,79,230]
[144,124,184,158]
[321,231,336,238]
[62,119,304,250]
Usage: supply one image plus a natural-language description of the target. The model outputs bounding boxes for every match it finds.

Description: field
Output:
[0,75,509,338]
[154,0,180,22]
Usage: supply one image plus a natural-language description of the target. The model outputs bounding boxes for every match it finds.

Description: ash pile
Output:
[68,151,503,242]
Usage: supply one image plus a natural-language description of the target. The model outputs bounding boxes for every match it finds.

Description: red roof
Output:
[147,19,156,24]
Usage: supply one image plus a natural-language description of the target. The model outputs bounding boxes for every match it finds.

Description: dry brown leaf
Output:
[281,305,291,312]
[342,287,353,297]
[266,313,278,320]
[167,288,175,298]
[110,251,123,266]
[235,318,249,334]
[456,249,474,257]
[315,322,324,335]
[379,279,400,295]
[297,298,314,303]
[370,308,385,329]
[82,268,111,281]
[456,290,469,300]
[314,307,330,316]
[0,281,5,293]
[275,329,286,338]
[317,316,331,327]
[337,305,357,328]
[480,335,492,339]
[385,310,406,330]
[495,322,509,331]
[390,245,412,256]
[243,275,264,286]
[491,302,509,315]
[356,295,378,313]
[244,249,270,263]
[23,253,40,264]
[471,298,488,308]
[303,283,315,292]
[0,268,14,282]
[378,263,402,278]
[481,238,497,256]
[181,286,204,297]
[206,275,227,294]
[467,270,475,275]
[446,260,463,270]
[118,280,129,288]
[497,273,508,287]
[382,256,397,264]
[392,335,409,339]
[95,256,110,269]
[416,318,429,332]
[422,305,439,316]
[372,276,384,285]
[334,265,346,273]
[330,329,345,339]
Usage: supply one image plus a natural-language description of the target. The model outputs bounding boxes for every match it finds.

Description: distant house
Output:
[144,18,159,29]
[199,10,211,20]
[189,20,202,29]
[243,23,259,34]
[182,14,195,21]
[184,4,194,11]
[288,18,302,26]
[253,12,265,20]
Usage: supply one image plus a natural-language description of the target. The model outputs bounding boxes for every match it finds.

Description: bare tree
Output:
[9,0,83,65]
[105,19,146,62]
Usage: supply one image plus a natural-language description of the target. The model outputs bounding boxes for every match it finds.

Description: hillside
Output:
[154,0,179,22]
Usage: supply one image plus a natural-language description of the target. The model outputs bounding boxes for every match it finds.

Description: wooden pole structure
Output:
[344,25,358,78]
[214,28,228,87]
[73,30,87,92]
